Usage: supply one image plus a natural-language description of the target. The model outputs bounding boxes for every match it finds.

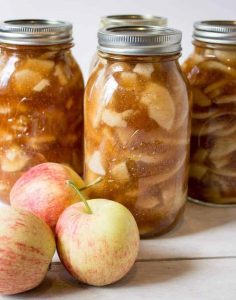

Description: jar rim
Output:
[99,15,167,28]
[98,25,182,56]
[193,20,236,45]
[0,19,73,46]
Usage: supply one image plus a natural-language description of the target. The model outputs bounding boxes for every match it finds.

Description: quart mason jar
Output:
[89,15,167,73]
[0,20,84,203]
[84,26,191,237]
[183,21,236,206]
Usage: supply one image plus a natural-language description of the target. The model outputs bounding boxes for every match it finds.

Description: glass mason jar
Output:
[183,21,236,206]
[0,20,84,203]
[84,26,191,237]
[89,15,168,73]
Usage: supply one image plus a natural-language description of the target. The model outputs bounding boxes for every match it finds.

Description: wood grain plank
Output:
[138,202,236,260]
[4,258,236,300]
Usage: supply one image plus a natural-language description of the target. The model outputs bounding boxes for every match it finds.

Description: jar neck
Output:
[193,40,236,53]
[0,42,73,55]
[98,50,181,62]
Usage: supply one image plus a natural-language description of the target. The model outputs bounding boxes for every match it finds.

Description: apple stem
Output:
[79,177,102,191]
[67,180,93,214]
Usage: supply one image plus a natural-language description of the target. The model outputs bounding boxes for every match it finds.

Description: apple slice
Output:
[101,109,133,128]
[23,58,55,76]
[116,71,139,90]
[140,152,186,186]
[214,94,236,105]
[133,63,154,78]
[33,79,50,92]
[189,163,208,181]
[191,119,226,136]
[210,156,231,169]
[213,121,236,137]
[192,109,219,120]
[0,129,13,143]
[88,151,106,176]
[192,88,211,107]
[199,60,236,78]
[1,145,29,172]
[192,148,209,163]
[209,138,236,160]
[25,135,56,150]
[110,161,130,181]
[107,62,131,74]
[0,104,11,115]
[204,79,228,94]
[14,69,43,95]
[214,50,236,67]
[141,82,175,131]
[211,167,236,177]
[11,115,28,133]
[54,64,68,85]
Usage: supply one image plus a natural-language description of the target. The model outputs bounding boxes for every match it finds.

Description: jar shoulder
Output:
[85,57,190,138]
[86,58,189,104]
[183,47,236,80]
[0,47,84,93]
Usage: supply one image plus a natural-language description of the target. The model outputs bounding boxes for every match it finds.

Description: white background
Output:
[0,0,235,80]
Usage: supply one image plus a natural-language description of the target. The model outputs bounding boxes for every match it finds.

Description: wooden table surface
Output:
[1,202,236,300]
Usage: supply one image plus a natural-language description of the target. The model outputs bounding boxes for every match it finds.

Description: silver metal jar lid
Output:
[0,19,73,45]
[193,20,236,45]
[98,25,182,56]
[100,15,167,28]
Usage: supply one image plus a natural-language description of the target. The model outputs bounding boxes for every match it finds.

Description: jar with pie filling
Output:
[183,21,236,206]
[89,15,167,73]
[0,19,84,202]
[85,26,191,237]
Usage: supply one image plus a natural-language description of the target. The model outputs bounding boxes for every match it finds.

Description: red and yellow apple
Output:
[10,162,85,230]
[56,198,140,286]
[0,206,55,295]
